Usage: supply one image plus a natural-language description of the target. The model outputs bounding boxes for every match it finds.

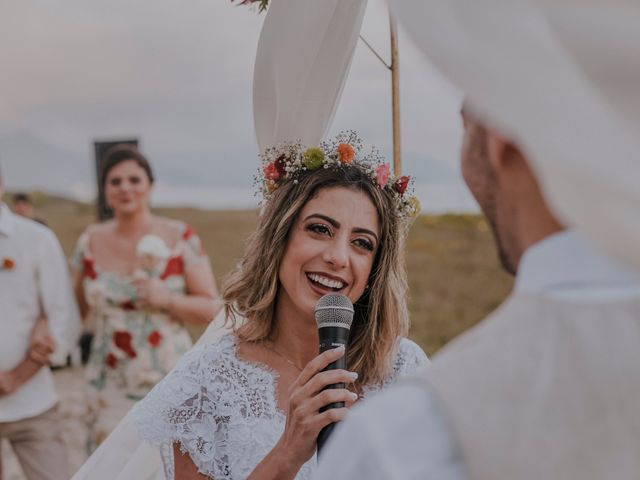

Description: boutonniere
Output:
[1,257,15,271]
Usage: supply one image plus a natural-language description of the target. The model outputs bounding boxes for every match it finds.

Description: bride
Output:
[80,135,428,479]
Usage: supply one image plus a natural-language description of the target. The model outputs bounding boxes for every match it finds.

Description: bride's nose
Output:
[322,237,349,269]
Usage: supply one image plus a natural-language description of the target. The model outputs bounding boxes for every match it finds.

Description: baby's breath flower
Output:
[254,131,418,220]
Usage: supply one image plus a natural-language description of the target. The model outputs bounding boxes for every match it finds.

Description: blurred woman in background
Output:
[70,144,222,452]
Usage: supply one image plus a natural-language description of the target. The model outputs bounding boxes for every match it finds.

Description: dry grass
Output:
[34,194,513,357]
[405,214,513,355]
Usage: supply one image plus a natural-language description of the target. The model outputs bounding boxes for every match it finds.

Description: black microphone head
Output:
[314,294,354,330]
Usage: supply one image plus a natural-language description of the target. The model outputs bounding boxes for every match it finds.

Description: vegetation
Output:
[30,193,513,357]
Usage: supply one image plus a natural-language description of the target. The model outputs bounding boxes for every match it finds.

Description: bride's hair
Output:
[222,164,411,387]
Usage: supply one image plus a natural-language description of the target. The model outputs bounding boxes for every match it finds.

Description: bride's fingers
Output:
[300,369,357,398]
[295,346,345,386]
[310,407,350,431]
[304,388,358,414]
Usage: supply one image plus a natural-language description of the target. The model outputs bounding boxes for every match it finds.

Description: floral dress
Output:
[132,334,429,479]
[70,223,208,452]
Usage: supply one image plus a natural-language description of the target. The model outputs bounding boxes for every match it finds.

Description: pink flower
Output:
[263,162,281,181]
[375,164,390,188]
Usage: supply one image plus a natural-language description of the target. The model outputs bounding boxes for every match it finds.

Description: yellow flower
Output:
[303,148,325,170]
[266,180,280,194]
[409,196,421,217]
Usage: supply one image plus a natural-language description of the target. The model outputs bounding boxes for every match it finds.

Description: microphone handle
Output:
[316,326,350,454]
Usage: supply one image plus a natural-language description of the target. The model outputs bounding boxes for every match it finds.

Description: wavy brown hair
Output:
[223,164,411,387]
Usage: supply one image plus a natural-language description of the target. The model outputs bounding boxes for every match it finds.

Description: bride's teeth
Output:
[309,274,344,289]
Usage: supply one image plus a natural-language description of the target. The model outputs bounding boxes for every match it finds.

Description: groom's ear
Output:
[486,132,527,185]
[486,132,509,174]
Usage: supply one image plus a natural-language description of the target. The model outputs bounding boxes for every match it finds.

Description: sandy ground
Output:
[2,367,89,480]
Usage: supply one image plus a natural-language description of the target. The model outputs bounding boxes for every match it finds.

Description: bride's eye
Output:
[353,238,374,252]
[307,223,332,236]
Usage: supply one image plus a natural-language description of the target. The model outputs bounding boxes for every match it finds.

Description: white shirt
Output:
[0,203,81,422]
[315,229,640,480]
[514,230,640,300]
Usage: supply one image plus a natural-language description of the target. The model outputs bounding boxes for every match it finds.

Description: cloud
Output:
[0,0,470,212]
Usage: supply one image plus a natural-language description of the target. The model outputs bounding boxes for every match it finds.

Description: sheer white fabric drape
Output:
[389,0,640,271]
[253,0,367,151]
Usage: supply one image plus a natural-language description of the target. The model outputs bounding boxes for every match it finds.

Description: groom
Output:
[317,0,640,476]
[316,100,640,478]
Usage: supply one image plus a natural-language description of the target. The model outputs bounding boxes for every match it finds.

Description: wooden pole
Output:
[389,13,401,175]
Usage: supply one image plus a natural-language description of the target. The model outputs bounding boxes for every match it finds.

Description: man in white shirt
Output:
[316,96,640,478]
[0,168,82,480]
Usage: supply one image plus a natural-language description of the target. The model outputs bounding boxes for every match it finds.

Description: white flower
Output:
[133,269,148,280]
[136,235,171,260]
[136,235,171,274]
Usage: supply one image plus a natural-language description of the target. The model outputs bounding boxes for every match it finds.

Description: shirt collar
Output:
[515,229,640,294]
[0,203,15,236]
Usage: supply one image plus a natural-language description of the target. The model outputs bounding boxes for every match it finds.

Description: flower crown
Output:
[255,131,420,218]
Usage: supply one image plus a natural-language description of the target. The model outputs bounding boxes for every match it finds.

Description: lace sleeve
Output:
[132,341,234,479]
[392,338,430,378]
[364,338,430,397]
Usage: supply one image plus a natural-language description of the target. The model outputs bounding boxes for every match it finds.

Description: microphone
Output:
[314,293,354,454]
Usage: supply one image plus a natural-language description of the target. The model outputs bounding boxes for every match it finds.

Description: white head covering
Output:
[389,0,640,271]
[253,0,367,151]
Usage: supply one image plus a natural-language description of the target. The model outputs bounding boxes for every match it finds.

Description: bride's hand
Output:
[276,346,358,468]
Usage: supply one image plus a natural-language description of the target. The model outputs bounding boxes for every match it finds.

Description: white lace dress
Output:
[132,334,428,479]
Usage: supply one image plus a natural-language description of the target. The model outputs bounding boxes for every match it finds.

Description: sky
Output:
[0,0,478,213]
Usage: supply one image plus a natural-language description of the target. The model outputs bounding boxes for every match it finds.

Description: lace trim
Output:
[133,335,427,479]
[362,337,430,396]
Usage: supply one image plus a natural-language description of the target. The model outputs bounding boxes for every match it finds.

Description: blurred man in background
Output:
[0,167,81,480]
[11,193,46,226]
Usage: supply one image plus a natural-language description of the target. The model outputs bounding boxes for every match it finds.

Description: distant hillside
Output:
[7,191,513,356]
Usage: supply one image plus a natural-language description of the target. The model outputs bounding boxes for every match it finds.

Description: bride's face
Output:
[277,186,380,319]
